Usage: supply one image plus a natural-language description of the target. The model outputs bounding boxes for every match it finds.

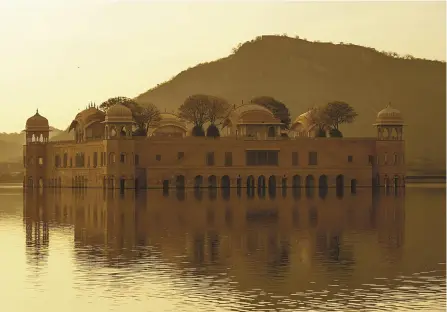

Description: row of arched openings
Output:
[373,174,404,188]
[73,176,88,188]
[105,125,131,139]
[48,177,62,187]
[164,185,344,201]
[164,174,355,192]
[24,177,44,188]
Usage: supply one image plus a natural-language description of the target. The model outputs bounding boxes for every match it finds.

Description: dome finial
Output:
[387,102,391,108]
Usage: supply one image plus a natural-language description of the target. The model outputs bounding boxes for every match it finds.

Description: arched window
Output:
[392,128,398,140]
[110,127,117,138]
[120,127,126,137]
[221,175,230,189]
[208,175,217,188]
[176,175,185,189]
[194,175,203,188]
[109,153,116,164]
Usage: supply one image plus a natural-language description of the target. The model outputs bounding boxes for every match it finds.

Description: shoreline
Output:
[406,176,446,184]
[0,180,444,188]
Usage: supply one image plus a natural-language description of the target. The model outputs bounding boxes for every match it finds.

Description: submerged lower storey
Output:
[26,166,405,190]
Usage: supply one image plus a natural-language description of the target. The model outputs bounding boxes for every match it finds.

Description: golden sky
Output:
[0,0,445,133]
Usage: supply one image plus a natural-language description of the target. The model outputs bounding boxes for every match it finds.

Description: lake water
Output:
[0,184,445,312]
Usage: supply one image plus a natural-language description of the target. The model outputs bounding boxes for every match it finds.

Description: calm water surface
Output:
[0,184,445,312]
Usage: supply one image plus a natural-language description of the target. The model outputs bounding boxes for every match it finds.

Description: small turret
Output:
[104,104,134,139]
[24,109,50,188]
[25,109,50,143]
[373,103,404,140]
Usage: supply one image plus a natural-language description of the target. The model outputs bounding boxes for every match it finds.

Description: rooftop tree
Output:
[206,95,230,137]
[179,94,209,136]
[307,106,330,137]
[99,96,138,112]
[324,101,358,137]
[324,101,358,130]
[133,103,161,136]
[179,94,229,137]
[307,101,358,138]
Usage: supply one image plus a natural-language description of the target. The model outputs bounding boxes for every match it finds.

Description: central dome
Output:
[105,104,133,123]
[235,103,279,124]
[235,103,273,115]
[159,112,181,121]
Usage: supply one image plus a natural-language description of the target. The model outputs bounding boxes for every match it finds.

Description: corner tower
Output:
[373,103,406,188]
[23,110,50,188]
[374,103,404,140]
[104,104,134,140]
[103,104,136,190]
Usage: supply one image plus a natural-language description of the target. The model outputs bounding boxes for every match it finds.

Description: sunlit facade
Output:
[23,102,406,190]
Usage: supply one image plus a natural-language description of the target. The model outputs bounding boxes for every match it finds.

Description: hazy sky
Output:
[0,0,445,133]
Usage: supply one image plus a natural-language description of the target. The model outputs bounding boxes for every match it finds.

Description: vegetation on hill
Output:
[135,35,446,171]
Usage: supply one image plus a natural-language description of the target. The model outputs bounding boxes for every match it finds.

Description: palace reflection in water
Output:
[21,187,445,311]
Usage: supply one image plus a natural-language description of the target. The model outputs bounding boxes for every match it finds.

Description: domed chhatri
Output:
[105,103,133,123]
[26,109,49,131]
[23,100,406,190]
[84,108,106,125]
[149,112,188,138]
[24,109,50,144]
[373,103,404,141]
[221,103,282,138]
[224,103,275,125]
[374,103,404,125]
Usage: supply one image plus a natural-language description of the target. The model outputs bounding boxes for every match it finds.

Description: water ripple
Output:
[1,187,446,311]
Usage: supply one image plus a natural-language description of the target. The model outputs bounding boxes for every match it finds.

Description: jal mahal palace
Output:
[22,102,406,192]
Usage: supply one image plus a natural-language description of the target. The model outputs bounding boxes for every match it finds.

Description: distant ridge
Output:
[0,35,445,172]
[0,127,66,162]
[135,35,446,170]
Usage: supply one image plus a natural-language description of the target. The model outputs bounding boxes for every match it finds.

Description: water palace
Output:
[23,102,406,192]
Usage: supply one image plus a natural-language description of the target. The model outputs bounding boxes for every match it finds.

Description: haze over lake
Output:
[0,185,445,311]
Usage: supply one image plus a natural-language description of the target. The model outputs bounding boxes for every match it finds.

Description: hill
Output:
[135,35,446,173]
[0,127,67,163]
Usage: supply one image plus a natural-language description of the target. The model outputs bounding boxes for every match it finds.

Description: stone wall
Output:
[24,135,406,189]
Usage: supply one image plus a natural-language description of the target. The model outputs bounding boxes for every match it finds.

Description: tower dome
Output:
[26,110,49,131]
[105,104,133,123]
[374,103,404,125]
